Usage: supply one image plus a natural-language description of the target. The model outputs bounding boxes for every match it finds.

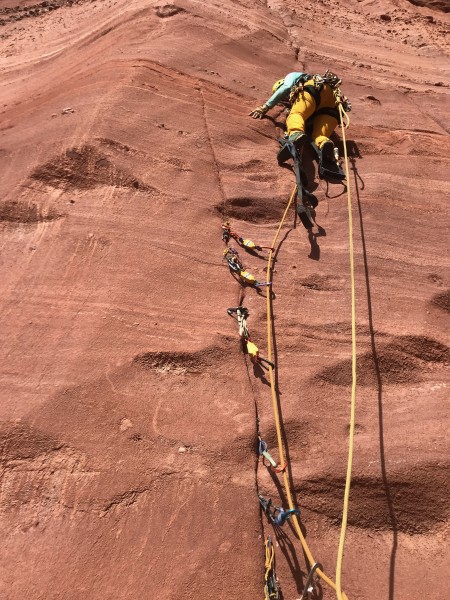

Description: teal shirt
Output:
[265,72,310,108]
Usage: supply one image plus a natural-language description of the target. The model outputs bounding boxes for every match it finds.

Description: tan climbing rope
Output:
[264,188,348,600]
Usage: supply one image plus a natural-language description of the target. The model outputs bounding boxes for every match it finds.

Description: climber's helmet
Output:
[272,79,285,93]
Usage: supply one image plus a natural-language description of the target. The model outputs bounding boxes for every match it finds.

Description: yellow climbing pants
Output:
[286,80,338,148]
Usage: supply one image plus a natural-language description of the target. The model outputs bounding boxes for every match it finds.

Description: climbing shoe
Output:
[320,140,335,163]
[277,132,307,163]
[297,203,315,229]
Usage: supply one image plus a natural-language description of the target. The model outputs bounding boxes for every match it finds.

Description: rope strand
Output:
[335,103,357,600]
[265,187,349,600]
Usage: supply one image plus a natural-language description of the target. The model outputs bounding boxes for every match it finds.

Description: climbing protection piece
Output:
[258,494,299,526]
[227,306,249,339]
[227,307,274,368]
[258,437,287,473]
[222,221,273,253]
[264,536,281,600]
[245,340,275,369]
[223,248,270,287]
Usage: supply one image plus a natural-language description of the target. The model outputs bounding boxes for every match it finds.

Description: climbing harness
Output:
[289,72,329,107]
[264,536,280,600]
[321,69,342,88]
[301,562,324,600]
[222,221,273,253]
[258,437,287,473]
[287,73,311,105]
[223,248,271,287]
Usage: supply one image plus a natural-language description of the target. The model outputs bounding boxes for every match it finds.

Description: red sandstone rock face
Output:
[0,1,449,599]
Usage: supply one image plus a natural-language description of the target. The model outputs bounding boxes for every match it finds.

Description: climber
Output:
[249,70,351,165]
[249,71,311,121]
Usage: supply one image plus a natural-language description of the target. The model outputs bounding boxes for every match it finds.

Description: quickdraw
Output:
[258,494,300,527]
[223,248,271,287]
[227,307,274,368]
[222,221,273,253]
[227,306,249,339]
[245,340,275,369]
[258,437,287,473]
[264,536,280,600]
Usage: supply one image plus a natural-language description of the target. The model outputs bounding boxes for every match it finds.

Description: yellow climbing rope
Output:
[335,102,357,600]
[265,190,348,600]
[264,103,356,600]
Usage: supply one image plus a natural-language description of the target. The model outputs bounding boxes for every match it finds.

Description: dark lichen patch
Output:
[133,345,229,373]
[317,350,421,387]
[299,274,343,292]
[0,422,63,462]
[216,196,288,223]
[315,335,448,387]
[431,289,450,313]
[0,200,62,224]
[31,145,157,193]
[388,335,449,363]
[156,4,185,18]
[298,463,450,534]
